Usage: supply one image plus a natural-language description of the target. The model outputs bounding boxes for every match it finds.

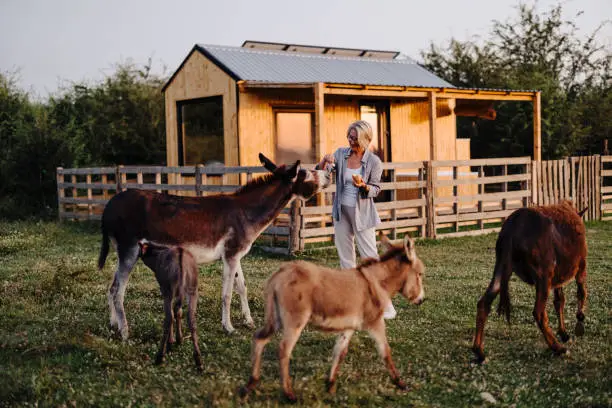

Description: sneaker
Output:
[383,302,397,320]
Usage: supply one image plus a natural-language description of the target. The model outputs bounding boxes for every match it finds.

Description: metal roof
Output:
[195,44,455,88]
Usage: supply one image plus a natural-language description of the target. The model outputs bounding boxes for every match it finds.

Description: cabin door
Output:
[274,110,315,165]
[359,101,391,162]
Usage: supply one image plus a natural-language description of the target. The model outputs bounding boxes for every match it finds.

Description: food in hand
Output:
[352,174,363,185]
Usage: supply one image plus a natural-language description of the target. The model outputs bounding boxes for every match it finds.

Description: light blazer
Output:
[320,147,382,231]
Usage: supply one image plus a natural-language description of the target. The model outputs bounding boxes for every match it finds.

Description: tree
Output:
[421,2,611,159]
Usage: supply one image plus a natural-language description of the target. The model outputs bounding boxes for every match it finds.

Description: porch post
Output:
[428,91,437,161]
[314,82,325,162]
[533,91,542,161]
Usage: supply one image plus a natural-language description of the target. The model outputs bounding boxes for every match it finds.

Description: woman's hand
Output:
[318,154,335,170]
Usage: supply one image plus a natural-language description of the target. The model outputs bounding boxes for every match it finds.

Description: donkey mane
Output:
[234,173,279,195]
[358,246,407,269]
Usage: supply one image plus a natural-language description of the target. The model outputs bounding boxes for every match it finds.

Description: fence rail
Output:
[57,155,611,253]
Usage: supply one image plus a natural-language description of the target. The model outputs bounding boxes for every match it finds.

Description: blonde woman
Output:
[316,120,396,319]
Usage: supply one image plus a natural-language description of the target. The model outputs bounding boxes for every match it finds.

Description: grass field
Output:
[0,220,610,407]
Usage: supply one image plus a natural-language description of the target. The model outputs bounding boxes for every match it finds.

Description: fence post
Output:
[390,168,397,240]
[289,199,302,255]
[425,160,436,239]
[195,164,204,197]
[115,165,124,193]
[595,155,602,220]
[56,167,64,221]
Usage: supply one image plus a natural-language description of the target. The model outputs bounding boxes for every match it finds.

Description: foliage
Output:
[0,220,610,406]
[0,61,166,219]
[421,2,612,159]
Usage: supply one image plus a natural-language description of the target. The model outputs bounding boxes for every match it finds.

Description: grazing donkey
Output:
[240,234,425,402]
[98,153,331,339]
[472,201,588,363]
[137,239,202,369]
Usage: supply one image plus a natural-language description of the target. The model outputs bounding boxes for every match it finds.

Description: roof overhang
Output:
[238,81,538,102]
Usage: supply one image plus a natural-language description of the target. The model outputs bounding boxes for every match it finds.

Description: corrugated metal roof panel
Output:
[198,44,455,88]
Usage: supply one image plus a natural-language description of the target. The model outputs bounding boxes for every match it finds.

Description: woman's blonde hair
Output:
[347,120,374,150]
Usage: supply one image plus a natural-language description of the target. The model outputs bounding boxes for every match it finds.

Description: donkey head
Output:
[259,153,331,199]
[379,233,425,305]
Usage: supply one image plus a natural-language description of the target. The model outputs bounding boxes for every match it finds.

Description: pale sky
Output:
[1,0,610,99]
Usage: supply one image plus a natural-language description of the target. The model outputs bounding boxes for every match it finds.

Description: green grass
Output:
[0,220,610,407]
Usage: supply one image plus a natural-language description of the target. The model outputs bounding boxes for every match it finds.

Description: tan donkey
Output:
[240,234,425,402]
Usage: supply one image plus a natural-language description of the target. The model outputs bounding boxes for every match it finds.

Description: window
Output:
[275,111,315,164]
[177,96,224,165]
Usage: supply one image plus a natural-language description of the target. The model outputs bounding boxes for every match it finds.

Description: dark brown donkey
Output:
[472,201,588,363]
[240,234,425,402]
[137,239,202,369]
[98,154,331,339]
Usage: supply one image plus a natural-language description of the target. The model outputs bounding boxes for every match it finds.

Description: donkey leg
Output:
[110,244,139,340]
[472,272,503,363]
[279,323,307,402]
[240,322,278,398]
[367,320,407,391]
[233,262,255,328]
[186,293,203,370]
[553,287,569,342]
[156,296,174,365]
[327,330,354,394]
[533,280,566,355]
[172,297,183,345]
[575,261,587,336]
[221,256,238,334]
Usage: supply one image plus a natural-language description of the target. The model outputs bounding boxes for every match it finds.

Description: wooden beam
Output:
[428,91,437,161]
[238,81,316,91]
[440,93,534,101]
[533,91,542,161]
[324,87,428,98]
[314,82,325,163]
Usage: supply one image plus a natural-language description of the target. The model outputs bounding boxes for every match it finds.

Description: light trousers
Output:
[334,205,378,269]
[334,205,397,319]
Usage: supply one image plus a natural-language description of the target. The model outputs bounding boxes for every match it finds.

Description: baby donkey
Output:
[241,233,425,402]
[138,239,202,369]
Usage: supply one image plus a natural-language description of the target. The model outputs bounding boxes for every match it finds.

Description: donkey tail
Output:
[255,284,279,340]
[495,238,513,323]
[98,226,110,270]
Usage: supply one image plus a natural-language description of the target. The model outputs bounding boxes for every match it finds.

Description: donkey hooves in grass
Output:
[551,344,568,356]
[154,354,165,365]
[326,379,337,395]
[244,319,256,330]
[393,378,409,391]
[558,330,571,343]
[471,347,487,365]
[193,354,203,371]
[575,321,585,337]
[282,392,297,404]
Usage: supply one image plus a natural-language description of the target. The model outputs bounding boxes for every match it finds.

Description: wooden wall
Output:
[238,88,314,166]
[390,98,458,162]
[164,50,238,167]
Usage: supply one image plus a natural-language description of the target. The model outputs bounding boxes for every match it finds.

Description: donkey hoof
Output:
[575,321,585,337]
[471,347,487,364]
[558,331,571,343]
[394,378,408,391]
[194,354,203,371]
[326,380,337,395]
[245,319,256,329]
[223,325,236,335]
[552,344,568,356]
[119,327,130,341]
[283,391,297,403]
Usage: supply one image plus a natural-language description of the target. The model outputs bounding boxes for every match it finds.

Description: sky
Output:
[1,0,610,99]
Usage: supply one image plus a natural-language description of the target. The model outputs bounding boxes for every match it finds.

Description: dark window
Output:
[177,96,224,165]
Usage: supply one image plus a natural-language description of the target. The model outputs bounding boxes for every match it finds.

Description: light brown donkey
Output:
[240,234,425,402]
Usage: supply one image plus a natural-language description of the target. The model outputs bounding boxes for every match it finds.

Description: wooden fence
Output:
[57,155,611,253]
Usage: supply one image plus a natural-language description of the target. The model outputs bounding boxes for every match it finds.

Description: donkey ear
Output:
[259,153,277,172]
[403,234,415,262]
[379,232,392,251]
[287,160,300,179]
[578,206,588,218]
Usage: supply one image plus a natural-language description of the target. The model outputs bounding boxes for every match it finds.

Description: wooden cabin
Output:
[163,40,542,174]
